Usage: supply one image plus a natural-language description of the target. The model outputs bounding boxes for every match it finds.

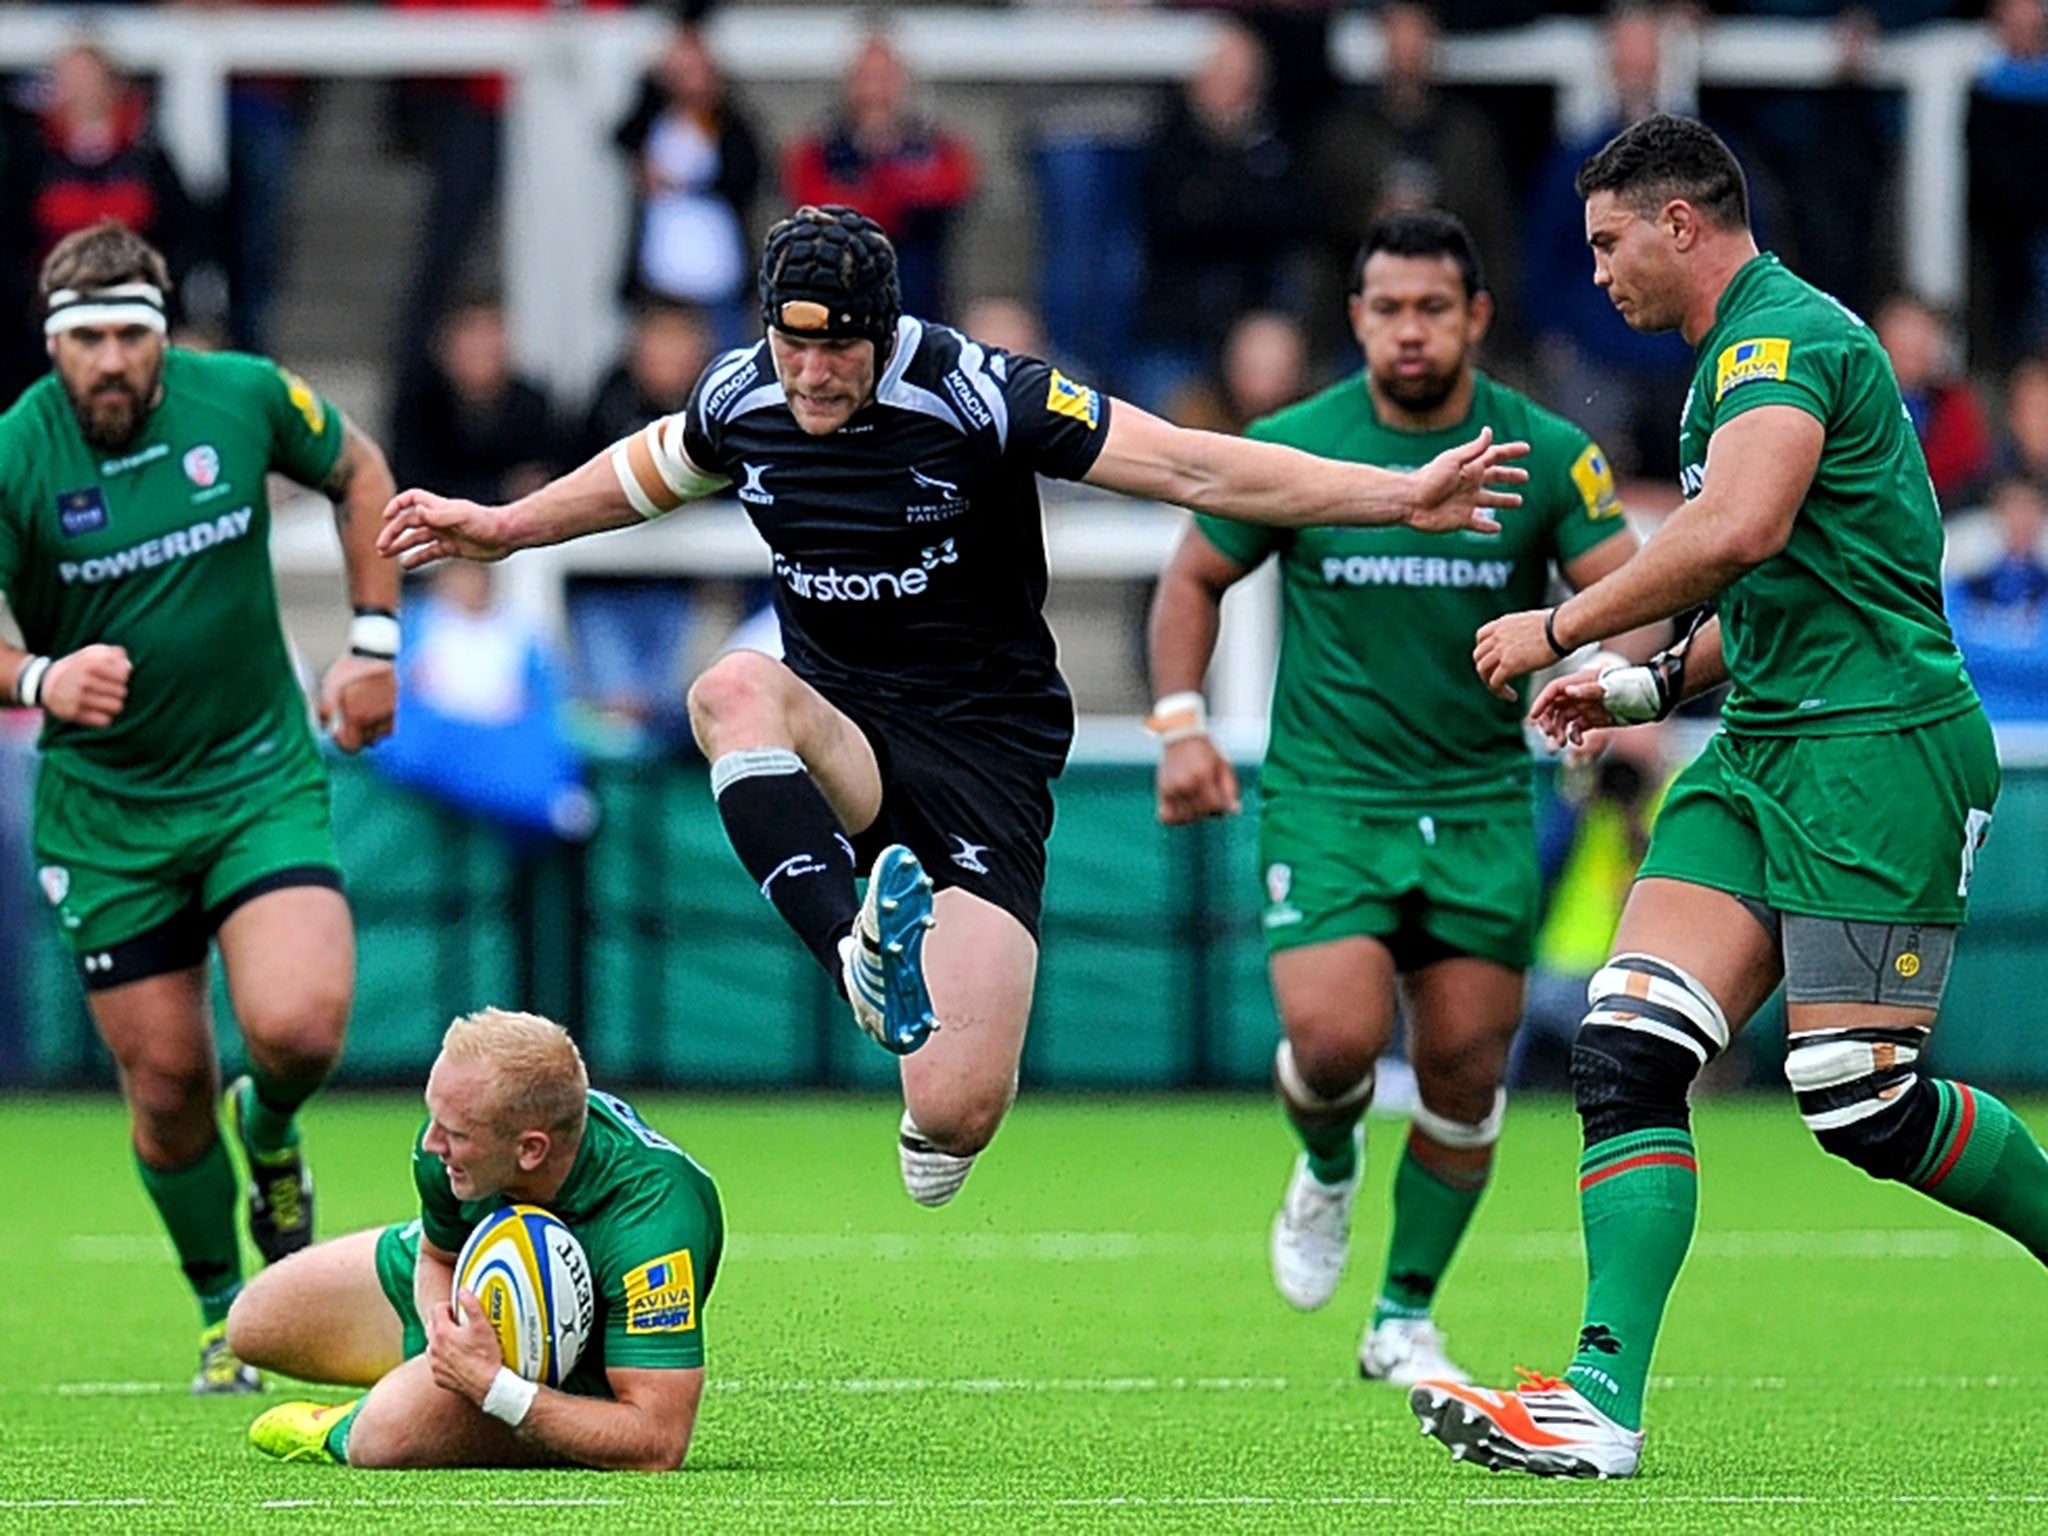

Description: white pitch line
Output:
[31,1372,2048,1399]
[727,1228,2024,1262]
[57,1228,2025,1268]
[5,1493,2046,1512]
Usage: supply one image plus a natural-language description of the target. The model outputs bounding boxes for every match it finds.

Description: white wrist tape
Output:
[347,612,401,660]
[14,655,52,708]
[481,1366,538,1427]
[1597,662,1667,725]
[1145,691,1208,745]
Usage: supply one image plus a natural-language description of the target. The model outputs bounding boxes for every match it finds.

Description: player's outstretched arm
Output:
[317,420,402,752]
[379,450,649,570]
[427,1292,701,1471]
[1083,402,1526,533]
[1146,523,1248,825]
[1474,406,1818,694]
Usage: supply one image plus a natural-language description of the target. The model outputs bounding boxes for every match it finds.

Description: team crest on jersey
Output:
[1045,369,1100,430]
[55,487,108,538]
[622,1249,697,1334]
[1714,338,1791,401]
[38,866,68,906]
[1263,862,1302,929]
[907,466,967,523]
[183,445,221,488]
[279,368,326,434]
[1569,444,1623,520]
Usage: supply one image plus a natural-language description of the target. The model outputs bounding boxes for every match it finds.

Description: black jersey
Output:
[678,317,1112,769]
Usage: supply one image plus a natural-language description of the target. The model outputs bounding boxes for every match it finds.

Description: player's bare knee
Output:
[241,1012,346,1082]
[125,1069,216,1161]
[224,1279,281,1367]
[1278,1027,1376,1104]
[1410,1038,1508,1117]
[1274,1039,1375,1126]
[904,1087,1009,1155]
[687,651,790,748]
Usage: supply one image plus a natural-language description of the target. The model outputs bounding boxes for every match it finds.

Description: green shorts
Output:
[1637,708,2001,925]
[33,753,341,974]
[377,1219,614,1397]
[1257,792,1540,970]
[375,1220,432,1360]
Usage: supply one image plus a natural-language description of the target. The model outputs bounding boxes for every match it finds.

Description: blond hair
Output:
[441,1008,589,1141]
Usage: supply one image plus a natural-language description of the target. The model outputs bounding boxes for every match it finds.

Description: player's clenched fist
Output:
[319,655,398,753]
[1156,735,1242,825]
[39,644,131,728]
[378,488,515,568]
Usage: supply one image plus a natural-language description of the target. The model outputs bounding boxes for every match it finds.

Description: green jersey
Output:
[0,349,344,798]
[1679,254,1978,735]
[414,1089,725,1379]
[1197,372,1628,809]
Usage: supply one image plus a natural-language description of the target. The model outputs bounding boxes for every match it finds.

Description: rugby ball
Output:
[452,1204,596,1388]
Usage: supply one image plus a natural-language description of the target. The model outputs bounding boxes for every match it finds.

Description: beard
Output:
[66,368,160,453]
[1373,359,1462,417]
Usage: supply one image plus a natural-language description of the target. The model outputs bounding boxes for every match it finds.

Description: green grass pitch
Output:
[3,1091,2045,1533]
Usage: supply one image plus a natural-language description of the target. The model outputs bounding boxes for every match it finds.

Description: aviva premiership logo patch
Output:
[1714,338,1791,401]
[1568,443,1623,520]
[279,368,326,434]
[622,1248,697,1334]
[1045,369,1100,430]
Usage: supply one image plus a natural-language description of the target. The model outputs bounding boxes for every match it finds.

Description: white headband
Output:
[44,282,168,338]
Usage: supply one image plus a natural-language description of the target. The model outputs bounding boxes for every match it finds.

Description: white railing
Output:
[0,6,1996,732]
[0,8,1994,397]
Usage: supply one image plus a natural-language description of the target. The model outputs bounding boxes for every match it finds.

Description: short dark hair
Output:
[38,219,171,307]
[1349,209,1487,301]
[1573,113,1749,230]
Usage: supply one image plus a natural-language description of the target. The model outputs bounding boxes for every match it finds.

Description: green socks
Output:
[1373,1136,1489,1325]
[1302,1119,1361,1185]
[326,1401,360,1465]
[137,1139,242,1325]
[1564,1128,1699,1432]
[1908,1083,2048,1260]
[236,1070,309,1157]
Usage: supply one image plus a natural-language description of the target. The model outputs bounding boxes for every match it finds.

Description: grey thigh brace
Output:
[1780,915,1956,1009]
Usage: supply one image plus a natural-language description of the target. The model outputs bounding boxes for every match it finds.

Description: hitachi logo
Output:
[1320,554,1513,590]
[59,507,254,585]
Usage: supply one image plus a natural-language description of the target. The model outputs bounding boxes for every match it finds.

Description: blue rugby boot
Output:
[842,844,938,1054]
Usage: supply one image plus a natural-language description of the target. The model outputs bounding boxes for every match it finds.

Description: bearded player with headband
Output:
[382,204,1529,1207]
[0,220,401,1392]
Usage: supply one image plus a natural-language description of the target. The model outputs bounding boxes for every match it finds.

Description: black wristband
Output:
[1543,607,1572,659]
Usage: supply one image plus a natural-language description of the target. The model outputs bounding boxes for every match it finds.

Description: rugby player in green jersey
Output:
[1413,115,2048,1479]
[0,222,401,1392]
[1148,210,1650,1385]
[232,1009,723,1471]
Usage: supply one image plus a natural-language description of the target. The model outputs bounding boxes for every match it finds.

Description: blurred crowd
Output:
[4,0,2048,747]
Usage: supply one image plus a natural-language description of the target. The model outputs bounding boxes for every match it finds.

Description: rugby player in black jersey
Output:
[381,206,1526,1207]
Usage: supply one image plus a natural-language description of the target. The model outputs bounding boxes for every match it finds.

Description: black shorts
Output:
[831,695,1064,940]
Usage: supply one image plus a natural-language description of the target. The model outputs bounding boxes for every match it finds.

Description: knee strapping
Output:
[1410,1088,1505,1150]
[1572,954,1727,1141]
[1784,1026,1938,1182]
[1275,1040,1375,1114]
